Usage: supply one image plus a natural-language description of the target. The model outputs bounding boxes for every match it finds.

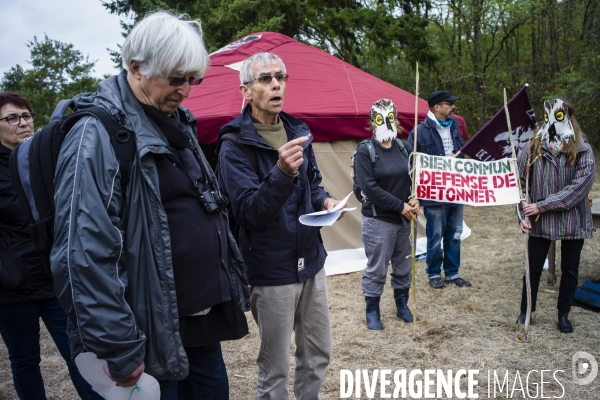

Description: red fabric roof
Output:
[183,32,467,144]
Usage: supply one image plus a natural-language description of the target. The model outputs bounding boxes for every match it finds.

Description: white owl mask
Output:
[370,99,398,143]
[537,99,575,148]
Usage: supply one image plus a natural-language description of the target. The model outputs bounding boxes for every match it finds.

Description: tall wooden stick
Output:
[503,88,532,338]
[505,89,518,163]
[523,156,532,339]
[410,62,420,329]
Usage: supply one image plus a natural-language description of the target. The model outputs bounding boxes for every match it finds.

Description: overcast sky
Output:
[0,0,132,79]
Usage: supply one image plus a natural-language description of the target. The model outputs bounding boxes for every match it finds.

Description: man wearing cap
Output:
[407,90,471,289]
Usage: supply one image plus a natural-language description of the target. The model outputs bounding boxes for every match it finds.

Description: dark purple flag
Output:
[460,85,538,161]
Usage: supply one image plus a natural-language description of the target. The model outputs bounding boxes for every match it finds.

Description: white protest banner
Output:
[414,153,520,206]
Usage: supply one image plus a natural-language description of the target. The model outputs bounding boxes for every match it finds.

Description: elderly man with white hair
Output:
[50,11,249,399]
[217,52,343,400]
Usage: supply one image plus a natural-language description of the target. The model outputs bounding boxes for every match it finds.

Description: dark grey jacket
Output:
[50,71,249,380]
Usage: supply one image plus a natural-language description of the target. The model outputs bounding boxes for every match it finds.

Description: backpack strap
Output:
[60,107,136,192]
[361,139,378,163]
[357,139,378,217]
[50,100,75,120]
[393,137,409,158]
[221,132,259,176]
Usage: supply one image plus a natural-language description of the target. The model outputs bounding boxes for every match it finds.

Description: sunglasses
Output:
[167,76,204,87]
[244,73,289,85]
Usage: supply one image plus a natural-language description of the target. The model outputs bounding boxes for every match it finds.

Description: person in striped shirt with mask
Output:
[517,98,595,334]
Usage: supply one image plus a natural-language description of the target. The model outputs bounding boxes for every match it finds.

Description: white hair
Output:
[121,11,209,79]
[239,52,286,86]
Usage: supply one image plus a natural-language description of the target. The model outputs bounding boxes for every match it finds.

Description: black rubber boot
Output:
[394,288,415,322]
[365,296,383,330]
[516,313,526,325]
[558,312,573,333]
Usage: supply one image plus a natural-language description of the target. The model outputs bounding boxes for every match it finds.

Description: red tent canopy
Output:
[183,32,467,144]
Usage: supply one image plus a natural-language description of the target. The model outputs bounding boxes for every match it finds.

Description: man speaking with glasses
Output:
[217,52,342,400]
[51,11,249,399]
[407,90,472,290]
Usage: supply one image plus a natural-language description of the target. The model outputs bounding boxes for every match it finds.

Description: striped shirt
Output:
[518,138,596,240]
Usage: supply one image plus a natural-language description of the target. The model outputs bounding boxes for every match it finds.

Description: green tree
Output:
[100,0,600,148]
[0,35,100,127]
[416,0,600,146]
[101,0,435,71]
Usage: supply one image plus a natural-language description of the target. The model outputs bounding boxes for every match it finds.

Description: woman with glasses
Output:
[0,91,101,399]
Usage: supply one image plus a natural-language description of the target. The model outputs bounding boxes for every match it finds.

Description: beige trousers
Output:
[250,268,332,400]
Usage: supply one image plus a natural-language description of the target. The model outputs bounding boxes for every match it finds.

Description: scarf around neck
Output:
[140,103,190,149]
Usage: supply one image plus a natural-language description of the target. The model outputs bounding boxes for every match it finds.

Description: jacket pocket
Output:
[362,216,377,231]
[419,133,438,155]
[0,239,39,291]
[0,259,26,291]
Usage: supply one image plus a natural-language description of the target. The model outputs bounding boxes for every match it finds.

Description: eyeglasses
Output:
[0,112,35,126]
[167,76,203,87]
[244,73,289,85]
[439,101,455,107]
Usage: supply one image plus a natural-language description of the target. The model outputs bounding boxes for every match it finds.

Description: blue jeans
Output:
[0,297,101,400]
[424,204,463,280]
[159,342,228,400]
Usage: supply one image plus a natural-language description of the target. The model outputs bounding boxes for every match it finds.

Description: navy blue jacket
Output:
[217,105,330,286]
[407,115,464,207]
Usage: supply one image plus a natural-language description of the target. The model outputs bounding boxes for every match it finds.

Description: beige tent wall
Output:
[312,140,426,252]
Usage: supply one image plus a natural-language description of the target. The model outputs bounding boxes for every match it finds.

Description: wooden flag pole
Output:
[505,88,518,164]
[504,88,532,339]
[410,62,420,329]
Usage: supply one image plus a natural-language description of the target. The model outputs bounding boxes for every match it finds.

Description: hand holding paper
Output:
[299,192,356,226]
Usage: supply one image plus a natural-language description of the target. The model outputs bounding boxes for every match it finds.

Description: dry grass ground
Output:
[1,175,599,399]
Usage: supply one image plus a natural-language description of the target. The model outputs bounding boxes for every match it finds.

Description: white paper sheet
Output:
[299,192,356,226]
[75,352,160,400]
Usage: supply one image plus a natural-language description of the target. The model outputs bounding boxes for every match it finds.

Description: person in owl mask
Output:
[354,99,419,330]
[517,99,595,333]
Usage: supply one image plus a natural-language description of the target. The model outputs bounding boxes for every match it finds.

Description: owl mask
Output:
[370,99,398,143]
[537,99,574,150]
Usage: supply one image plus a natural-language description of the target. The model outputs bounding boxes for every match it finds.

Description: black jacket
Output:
[0,144,54,303]
[217,105,330,286]
[355,139,413,225]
